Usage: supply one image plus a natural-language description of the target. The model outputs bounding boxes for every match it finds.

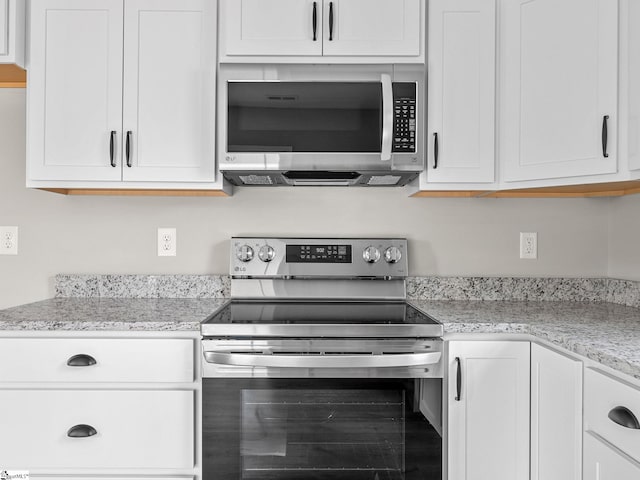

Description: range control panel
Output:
[392,83,417,153]
[231,238,408,278]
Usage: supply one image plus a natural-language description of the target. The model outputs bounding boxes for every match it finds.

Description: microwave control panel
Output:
[392,83,417,153]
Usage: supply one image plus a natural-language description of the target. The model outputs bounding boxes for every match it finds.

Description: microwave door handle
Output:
[204,351,441,369]
[381,74,393,161]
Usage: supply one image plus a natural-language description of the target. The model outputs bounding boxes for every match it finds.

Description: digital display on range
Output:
[286,245,352,263]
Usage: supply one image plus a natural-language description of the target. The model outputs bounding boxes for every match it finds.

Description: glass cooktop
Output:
[201,301,443,338]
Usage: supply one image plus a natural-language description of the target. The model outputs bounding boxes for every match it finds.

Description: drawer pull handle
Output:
[67,354,97,367]
[67,424,97,438]
[608,406,640,430]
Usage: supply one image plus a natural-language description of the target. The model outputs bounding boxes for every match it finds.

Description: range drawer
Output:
[0,390,194,470]
[0,338,194,383]
[584,368,640,462]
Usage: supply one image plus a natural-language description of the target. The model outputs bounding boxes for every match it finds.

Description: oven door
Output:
[203,377,442,480]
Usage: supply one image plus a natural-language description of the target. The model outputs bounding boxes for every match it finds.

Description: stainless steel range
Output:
[202,238,443,479]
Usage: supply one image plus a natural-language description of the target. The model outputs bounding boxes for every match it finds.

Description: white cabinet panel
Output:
[0,390,194,470]
[122,0,216,182]
[447,341,530,480]
[322,0,421,57]
[425,0,495,184]
[0,0,8,56]
[221,0,322,56]
[502,0,618,182]
[27,0,124,182]
[629,0,640,171]
[531,344,583,480]
[584,432,640,480]
[0,338,195,384]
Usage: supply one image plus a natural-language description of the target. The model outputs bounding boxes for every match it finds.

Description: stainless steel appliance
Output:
[202,238,443,479]
[218,65,425,187]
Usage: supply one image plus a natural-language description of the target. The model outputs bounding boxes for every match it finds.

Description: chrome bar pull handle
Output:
[329,2,334,41]
[433,132,439,169]
[126,131,133,167]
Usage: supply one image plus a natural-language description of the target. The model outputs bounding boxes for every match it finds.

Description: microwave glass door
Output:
[227,82,383,153]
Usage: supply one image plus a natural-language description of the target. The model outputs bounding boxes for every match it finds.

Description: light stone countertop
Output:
[410,300,640,380]
[0,298,229,331]
[0,297,639,380]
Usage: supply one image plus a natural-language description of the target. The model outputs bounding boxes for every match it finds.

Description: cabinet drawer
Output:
[584,368,640,462]
[0,338,194,383]
[0,390,194,470]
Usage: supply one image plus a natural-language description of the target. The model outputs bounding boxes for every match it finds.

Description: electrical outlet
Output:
[157,228,176,257]
[520,232,537,260]
[0,226,18,255]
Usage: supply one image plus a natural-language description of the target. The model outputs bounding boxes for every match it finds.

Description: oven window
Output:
[204,379,441,480]
[227,82,383,153]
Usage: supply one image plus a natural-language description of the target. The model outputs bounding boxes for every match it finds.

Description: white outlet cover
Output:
[520,232,537,260]
[0,226,18,255]
[157,228,176,257]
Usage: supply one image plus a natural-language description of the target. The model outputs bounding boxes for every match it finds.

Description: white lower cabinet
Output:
[530,343,583,480]
[0,390,194,470]
[447,341,530,480]
[584,432,640,480]
[0,334,199,477]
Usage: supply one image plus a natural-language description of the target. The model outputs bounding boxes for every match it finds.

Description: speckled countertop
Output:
[410,300,640,380]
[0,298,228,331]
[0,297,639,380]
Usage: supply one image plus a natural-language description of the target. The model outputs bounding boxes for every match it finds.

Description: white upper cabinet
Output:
[627,0,640,172]
[28,0,217,186]
[423,0,496,186]
[121,0,216,182]
[501,0,618,183]
[0,0,25,66]
[28,0,124,182]
[219,0,423,61]
[321,0,421,57]
[448,341,530,480]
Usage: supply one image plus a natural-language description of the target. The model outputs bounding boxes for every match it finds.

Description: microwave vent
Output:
[239,175,274,185]
[367,175,402,186]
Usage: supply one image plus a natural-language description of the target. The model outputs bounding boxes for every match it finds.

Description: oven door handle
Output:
[381,73,393,162]
[203,351,441,369]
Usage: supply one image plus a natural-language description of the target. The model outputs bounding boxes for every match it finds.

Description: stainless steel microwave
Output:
[218,65,425,187]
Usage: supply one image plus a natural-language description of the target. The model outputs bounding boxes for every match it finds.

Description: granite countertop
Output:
[0,298,229,331]
[0,297,639,380]
[410,300,640,380]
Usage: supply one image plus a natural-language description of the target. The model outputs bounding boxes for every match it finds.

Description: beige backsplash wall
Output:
[608,194,640,281]
[0,89,616,309]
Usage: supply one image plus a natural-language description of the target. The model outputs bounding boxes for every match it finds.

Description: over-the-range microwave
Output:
[218,65,425,187]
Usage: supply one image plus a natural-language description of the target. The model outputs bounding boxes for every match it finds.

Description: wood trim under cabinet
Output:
[0,64,26,88]
[40,188,230,197]
[411,181,640,198]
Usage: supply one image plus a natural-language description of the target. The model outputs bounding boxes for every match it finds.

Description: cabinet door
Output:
[448,341,530,480]
[531,344,583,480]
[122,0,216,182]
[0,0,8,56]
[27,0,123,182]
[584,432,640,480]
[322,0,421,56]
[220,0,322,56]
[426,0,495,184]
[502,0,618,182]
[629,0,640,171]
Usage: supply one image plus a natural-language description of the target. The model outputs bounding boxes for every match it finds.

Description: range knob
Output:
[384,246,402,264]
[258,245,275,262]
[363,246,381,263]
[236,245,254,262]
